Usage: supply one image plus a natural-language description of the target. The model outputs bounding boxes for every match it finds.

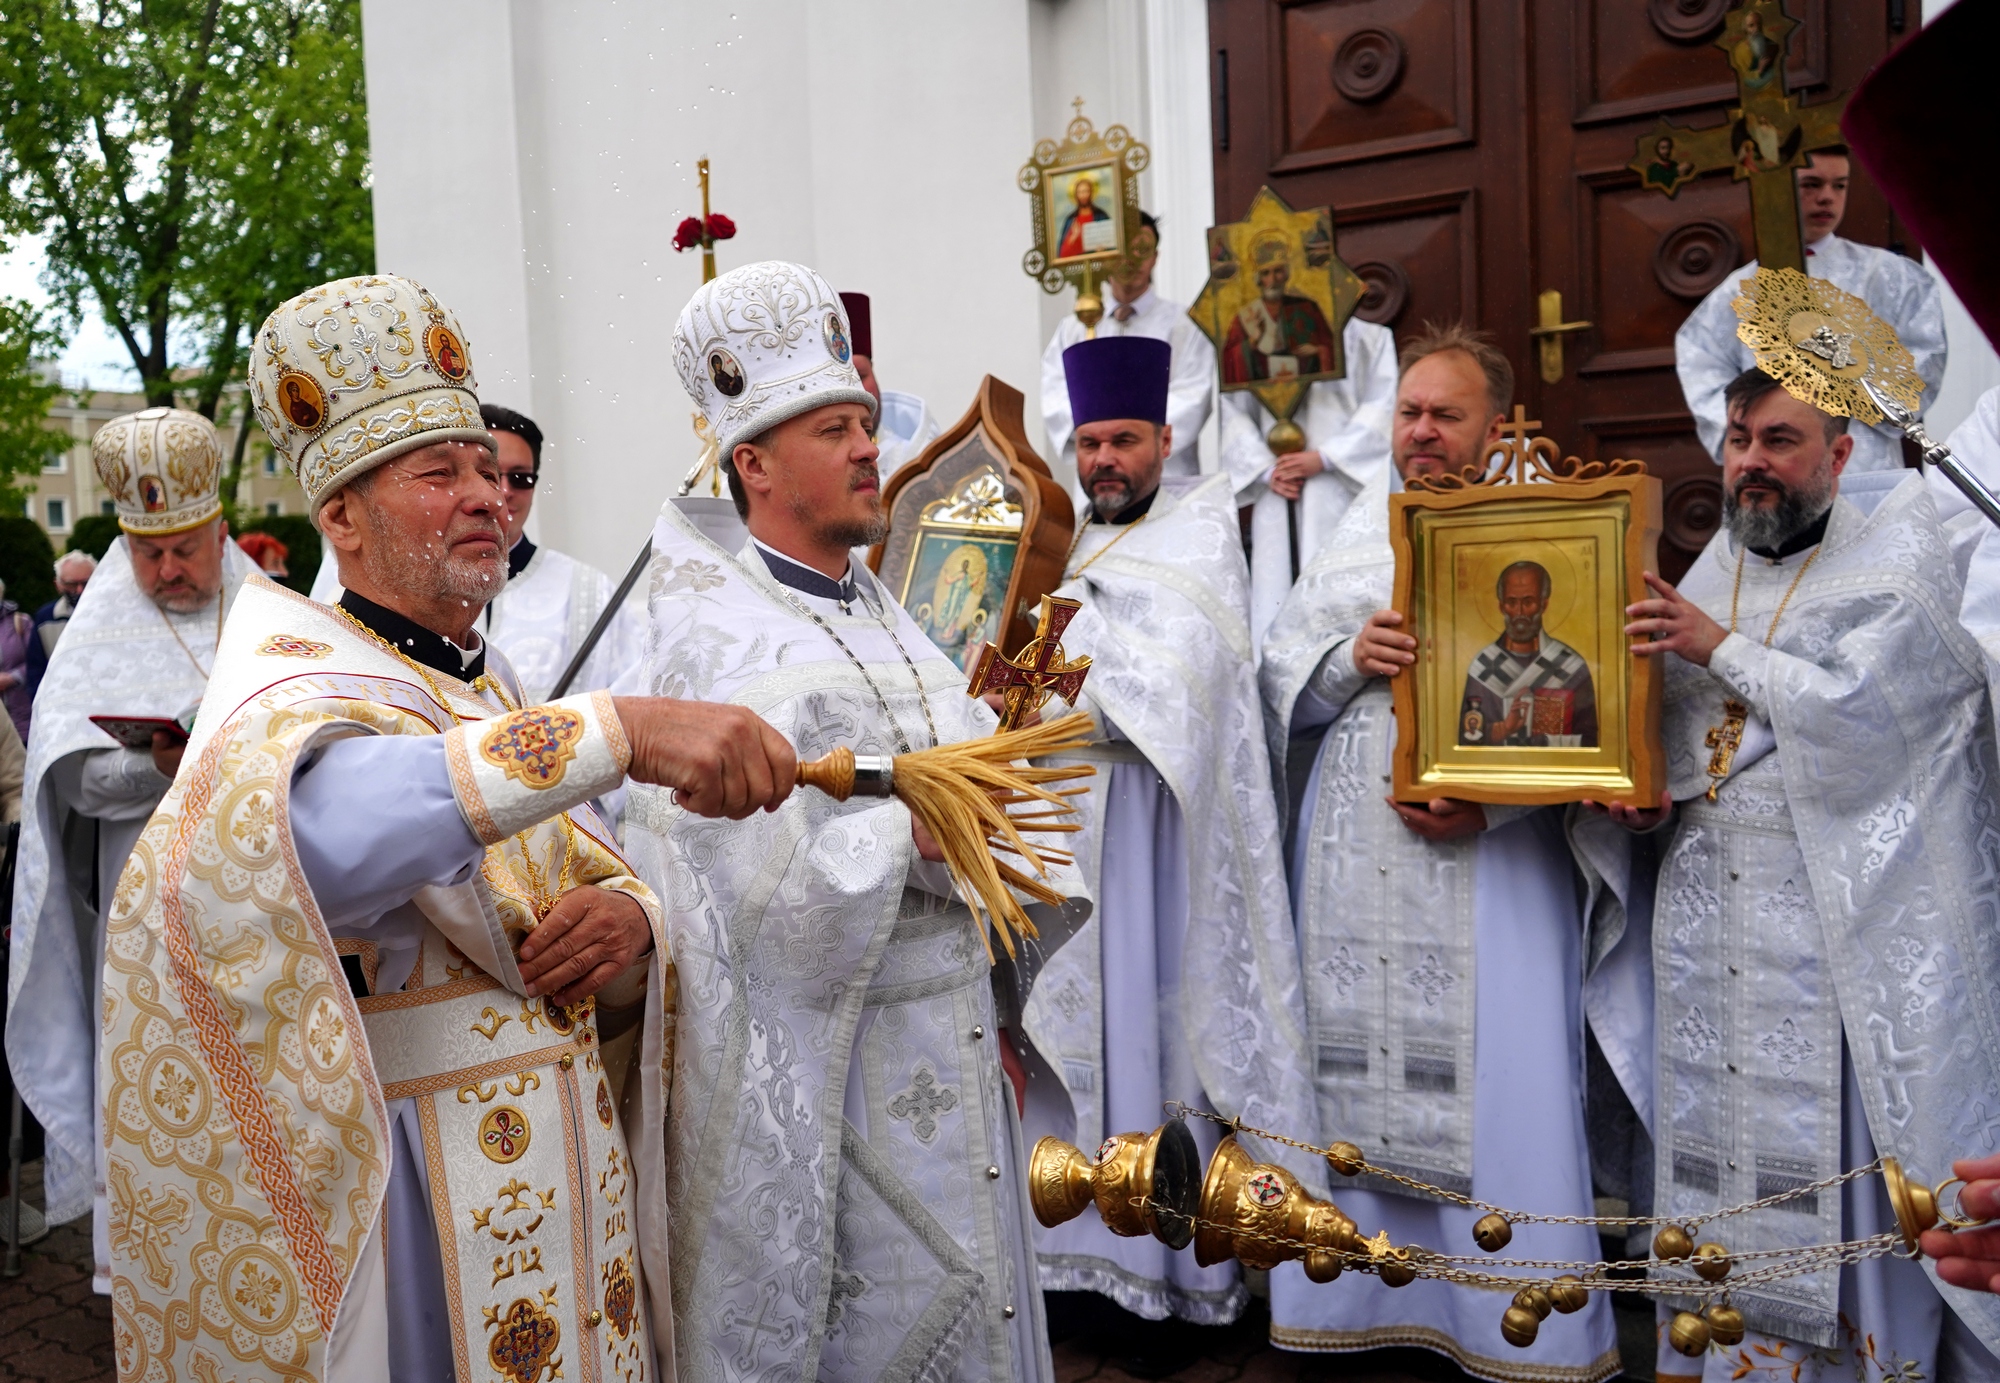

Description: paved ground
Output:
[0,1163,1655,1382]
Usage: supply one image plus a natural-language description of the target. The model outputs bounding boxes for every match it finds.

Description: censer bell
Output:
[1029,1120,1202,1248]
[1193,1135,1373,1283]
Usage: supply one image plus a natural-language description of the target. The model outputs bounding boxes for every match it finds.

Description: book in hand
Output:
[89,714,191,750]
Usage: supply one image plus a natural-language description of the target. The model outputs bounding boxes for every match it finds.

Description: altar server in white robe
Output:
[7,407,252,1291]
[1596,366,2000,1379]
[1042,213,1214,482]
[1260,322,1620,1380]
[1676,147,1945,474]
[622,260,1086,1382]
[1022,335,1321,1330]
[309,402,644,701]
[1218,288,1398,656]
[842,290,940,479]
[90,273,795,1383]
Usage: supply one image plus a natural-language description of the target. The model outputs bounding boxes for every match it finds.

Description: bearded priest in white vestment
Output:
[1676,149,1945,475]
[93,273,798,1383]
[1586,366,2000,1380]
[1018,334,1322,1334]
[308,403,645,702]
[841,291,940,480]
[619,261,1086,1382]
[1260,324,1620,1381]
[1218,314,1397,657]
[8,407,252,1289]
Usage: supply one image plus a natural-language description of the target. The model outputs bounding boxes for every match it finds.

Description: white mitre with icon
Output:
[248,273,492,513]
[671,260,877,459]
[90,407,225,535]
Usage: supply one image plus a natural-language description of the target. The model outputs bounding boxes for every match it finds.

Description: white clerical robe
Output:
[1023,473,1323,1324]
[6,536,252,1290]
[1676,234,1946,473]
[876,387,942,480]
[1041,287,1216,479]
[1584,476,2000,1372]
[311,539,645,699]
[1257,467,1620,1380]
[1218,315,1399,657]
[97,575,676,1383]
[618,506,1088,1382]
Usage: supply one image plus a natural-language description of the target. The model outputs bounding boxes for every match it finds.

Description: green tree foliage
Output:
[0,514,57,613]
[0,296,67,491]
[233,510,318,594]
[65,512,122,560]
[0,0,373,485]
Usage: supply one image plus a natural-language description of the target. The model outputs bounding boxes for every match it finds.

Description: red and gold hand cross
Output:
[967,596,1093,733]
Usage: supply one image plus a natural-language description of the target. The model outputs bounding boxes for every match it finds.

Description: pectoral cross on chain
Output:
[967,595,1092,733]
[1703,698,1750,802]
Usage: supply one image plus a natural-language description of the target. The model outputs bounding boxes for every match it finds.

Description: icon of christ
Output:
[1057,176,1114,259]
[1458,560,1598,747]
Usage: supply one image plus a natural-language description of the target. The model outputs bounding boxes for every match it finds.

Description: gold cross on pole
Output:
[967,596,1093,733]
[1625,1,1846,272]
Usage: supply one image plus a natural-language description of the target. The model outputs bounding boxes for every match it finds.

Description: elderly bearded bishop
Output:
[1025,335,1322,1329]
[92,275,795,1382]
[620,260,1088,1382]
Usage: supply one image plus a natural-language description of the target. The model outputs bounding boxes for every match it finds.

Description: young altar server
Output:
[842,290,940,479]
[8,408,254,1291]
[1589,365,2000,1378]
[1024,334,1322,1340]
[1259,323,1620,1379]
[96,273,795,1381]
[620,260,1087,1382]
[1675,147,1945,474]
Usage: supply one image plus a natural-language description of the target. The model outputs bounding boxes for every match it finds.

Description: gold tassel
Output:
[796,713,1097,961]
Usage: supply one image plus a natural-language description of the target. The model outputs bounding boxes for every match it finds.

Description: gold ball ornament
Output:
[1473,1212,1513,1253]
[1303,1247,1343,1284]
[1653,1224,1694,1261]
[1705,1303,1746,1347]
[1500,1305,1541,1348]
[1513,1286,1552,1320]
[1266,417,1307,454]
[1693,1242,1732,1282]
[1377,1252,1417,1288]
[1325,1142,1366,1176]
[1668,1310,1712,1357]
[1548,1276,1589,1314]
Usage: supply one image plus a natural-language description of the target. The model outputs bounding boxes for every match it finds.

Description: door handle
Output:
[1528,289,1592,384]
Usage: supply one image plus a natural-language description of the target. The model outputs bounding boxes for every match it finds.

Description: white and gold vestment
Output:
[100,574,675,1383]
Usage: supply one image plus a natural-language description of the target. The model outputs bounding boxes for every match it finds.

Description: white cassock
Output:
[5,536,252,1290]
[311,537,645,700]
[1929,386,2000,627]
[1041,287,1215,480]
[618,506,1090,1382]
[1579,475,2000,1378]
[1675,234,1946,473]
[1219,316,1398,657]
[1257,467,1621,1380]
[1023,473,1323,1324]
[876,387,942,480]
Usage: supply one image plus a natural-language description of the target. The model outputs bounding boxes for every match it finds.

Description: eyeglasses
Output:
[503,471,538,491]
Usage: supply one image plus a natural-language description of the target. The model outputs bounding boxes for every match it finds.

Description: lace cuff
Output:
[444,690,633,845]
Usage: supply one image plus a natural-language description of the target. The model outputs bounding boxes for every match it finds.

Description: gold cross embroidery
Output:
[1704,698,1750,802]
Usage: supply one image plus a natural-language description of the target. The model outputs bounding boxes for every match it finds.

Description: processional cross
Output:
[1626,0,1847,272]
[967,595,1092,733]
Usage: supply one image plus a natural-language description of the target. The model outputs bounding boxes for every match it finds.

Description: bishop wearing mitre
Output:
[99,273,796,1382]
[619,260,1088,1382]
[1024,335,1322,1341]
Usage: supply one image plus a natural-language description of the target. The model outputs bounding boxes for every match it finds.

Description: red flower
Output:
[705,213,736,241]
[671,216,704,252]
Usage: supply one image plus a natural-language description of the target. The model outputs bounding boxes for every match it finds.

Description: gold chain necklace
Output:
[1063,512,1147,581]
[332,604,516,719]
[1703,543,1821,801]
[160,592,225,678]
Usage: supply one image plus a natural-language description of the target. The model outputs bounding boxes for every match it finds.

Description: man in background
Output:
[25,549,94,698]
[1042,212,1215,481]
[842,290,940,479]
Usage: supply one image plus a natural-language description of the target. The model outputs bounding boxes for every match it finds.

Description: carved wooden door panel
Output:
[1208,0,1912,578]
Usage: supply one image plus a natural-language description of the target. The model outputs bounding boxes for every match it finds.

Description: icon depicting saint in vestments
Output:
[1458,560,1598,748]
[1220,235,1338,384]
[1056,175,1114,259]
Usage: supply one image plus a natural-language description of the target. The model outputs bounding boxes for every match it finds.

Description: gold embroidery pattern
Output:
[480,1107,532,1164]
[596,1079,614,1130]
[255,634,334,659]
[601,1251,637,1338]
[479,705,586,790]
[485,1286,564,1383]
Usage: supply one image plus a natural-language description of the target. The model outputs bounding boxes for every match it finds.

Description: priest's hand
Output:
[614,696,797,819]
[911,813,946,863]
[1582,789,1674,832]
[1921,1152,2000,1294]
[1268,451,1326,501]
[519,885,653,1005]
[1625,572,1727,668]
[1387,796,1486,841]
[151,728,185,780]
[981,691,1042,729]
[1354,609,1417,678]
